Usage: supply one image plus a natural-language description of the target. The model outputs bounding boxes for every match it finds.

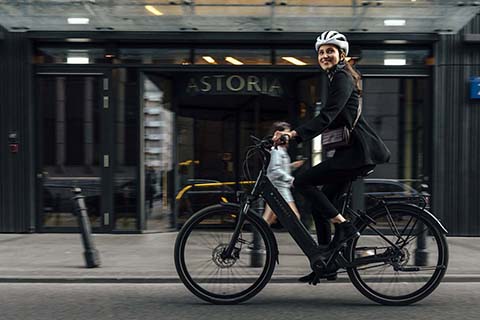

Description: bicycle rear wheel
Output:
[346,204,448,305]
[174,204,277,304]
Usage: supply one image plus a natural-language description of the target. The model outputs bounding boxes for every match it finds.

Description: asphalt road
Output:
[1,282,478,320]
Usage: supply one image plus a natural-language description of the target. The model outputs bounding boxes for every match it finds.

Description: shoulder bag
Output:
[321,100,362,151]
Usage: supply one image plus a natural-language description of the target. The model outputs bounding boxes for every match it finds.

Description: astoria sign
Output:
[184,74,284,97]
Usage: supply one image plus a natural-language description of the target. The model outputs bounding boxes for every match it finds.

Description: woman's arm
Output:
[294,71,354,142]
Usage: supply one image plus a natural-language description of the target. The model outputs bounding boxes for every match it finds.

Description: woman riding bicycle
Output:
[272,31,391,283]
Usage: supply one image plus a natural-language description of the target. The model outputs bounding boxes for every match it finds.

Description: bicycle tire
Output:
[346,204,448,305]
[174,204,277,304]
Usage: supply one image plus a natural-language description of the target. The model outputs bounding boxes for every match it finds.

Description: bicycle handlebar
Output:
[249,135,273,150]
[249,134,289,150]
[246,134,291,178]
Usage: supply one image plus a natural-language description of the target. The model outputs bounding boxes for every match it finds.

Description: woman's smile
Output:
[320,58,333,66]
[317,44,341,71]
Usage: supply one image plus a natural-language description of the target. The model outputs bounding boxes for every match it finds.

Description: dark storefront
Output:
[1,23,480,235]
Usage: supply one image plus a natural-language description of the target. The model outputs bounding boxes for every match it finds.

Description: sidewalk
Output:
[0,232,479,283]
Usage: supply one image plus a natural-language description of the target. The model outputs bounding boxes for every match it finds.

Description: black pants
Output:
[293,160,375,245]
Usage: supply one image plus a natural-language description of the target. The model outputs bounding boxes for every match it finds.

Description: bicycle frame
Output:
[250,174,401,268]
[177,137,449,306]
[223,140,444,270]
[223,144,324,265]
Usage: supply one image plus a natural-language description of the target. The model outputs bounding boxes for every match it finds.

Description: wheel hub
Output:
[212,244,239,268]
[391,247,411,269]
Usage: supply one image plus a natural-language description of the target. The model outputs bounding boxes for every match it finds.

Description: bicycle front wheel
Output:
[174,204,277,304]
[347,204,448,305]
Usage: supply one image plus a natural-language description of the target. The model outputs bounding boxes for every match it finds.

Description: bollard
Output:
[250,198,264,267]
[414,183,430,266]
[72,188,101,268]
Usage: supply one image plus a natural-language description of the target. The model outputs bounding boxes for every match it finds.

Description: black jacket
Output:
[295,67,391,170]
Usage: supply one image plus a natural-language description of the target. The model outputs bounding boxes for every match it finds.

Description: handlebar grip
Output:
[279,134,290,144]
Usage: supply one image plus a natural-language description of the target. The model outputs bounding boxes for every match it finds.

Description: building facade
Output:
[1,13,480,235]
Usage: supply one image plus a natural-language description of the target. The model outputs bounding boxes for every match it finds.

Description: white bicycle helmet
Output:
[315,31,349,56]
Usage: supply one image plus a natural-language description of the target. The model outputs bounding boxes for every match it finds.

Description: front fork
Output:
[221,173,264,259]
[221,197,252,259]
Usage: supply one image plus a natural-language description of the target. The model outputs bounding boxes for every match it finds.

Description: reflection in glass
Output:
[38,76,102,228]
[362,77,430,183]
[143,74,175,231]
[176,93,289,223]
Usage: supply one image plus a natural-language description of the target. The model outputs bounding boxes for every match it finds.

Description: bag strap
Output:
[351,98,362,130]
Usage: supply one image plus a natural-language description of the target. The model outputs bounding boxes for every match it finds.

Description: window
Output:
[35,47,106,64]
[357,49,430,65]
[118,48,190,64]
[275,49,317,66]
[194,48,271,65]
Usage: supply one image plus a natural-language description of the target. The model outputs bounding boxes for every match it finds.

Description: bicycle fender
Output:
[220,202,280,262]
[383,203,448,234]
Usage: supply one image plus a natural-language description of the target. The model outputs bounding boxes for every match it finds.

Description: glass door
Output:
[141,73,175,231]
[36,73,109,231]
[174,92,292,225]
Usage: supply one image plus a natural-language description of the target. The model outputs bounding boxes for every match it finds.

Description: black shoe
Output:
[328,220,360,250]
[298,272,315,283]
[298,270,338,285]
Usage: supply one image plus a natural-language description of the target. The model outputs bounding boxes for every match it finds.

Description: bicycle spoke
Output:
[395,215,416,246]
[186,258,217,277]
[348,205,448,305]
[402,226,430,247]
[355,262,390,272]
[177,206,275,302]
[384,208,401,238]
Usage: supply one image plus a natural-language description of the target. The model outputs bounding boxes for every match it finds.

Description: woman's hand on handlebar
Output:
[272,130,297,146]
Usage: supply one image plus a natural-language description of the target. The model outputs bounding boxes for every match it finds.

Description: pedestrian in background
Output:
[263,121,304,225]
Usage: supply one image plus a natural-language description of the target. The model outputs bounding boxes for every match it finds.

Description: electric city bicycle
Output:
[174,136,448,305]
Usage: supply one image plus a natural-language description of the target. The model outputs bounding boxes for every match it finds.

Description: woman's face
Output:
[317,44,343,71]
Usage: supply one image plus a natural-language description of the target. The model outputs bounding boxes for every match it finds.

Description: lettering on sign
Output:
[186,74,283,97]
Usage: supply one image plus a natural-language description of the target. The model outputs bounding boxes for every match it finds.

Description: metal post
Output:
[250,198,264,267]
[72,188,101,268]
[415,183,430,266]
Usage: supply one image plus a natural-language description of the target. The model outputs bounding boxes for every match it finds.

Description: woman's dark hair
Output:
[271,121,291,133]
[344,61,362,96]
[331,45,363,95]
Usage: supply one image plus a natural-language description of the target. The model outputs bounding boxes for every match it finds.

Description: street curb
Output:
[0,274,479,284]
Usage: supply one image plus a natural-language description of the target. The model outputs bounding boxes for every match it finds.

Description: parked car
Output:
[364,178,426,208]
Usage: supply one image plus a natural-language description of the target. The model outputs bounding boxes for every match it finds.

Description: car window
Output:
[365,182,405,193]
[388,184,406,192]
[365,183,380,193]
[365,183,390,193]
